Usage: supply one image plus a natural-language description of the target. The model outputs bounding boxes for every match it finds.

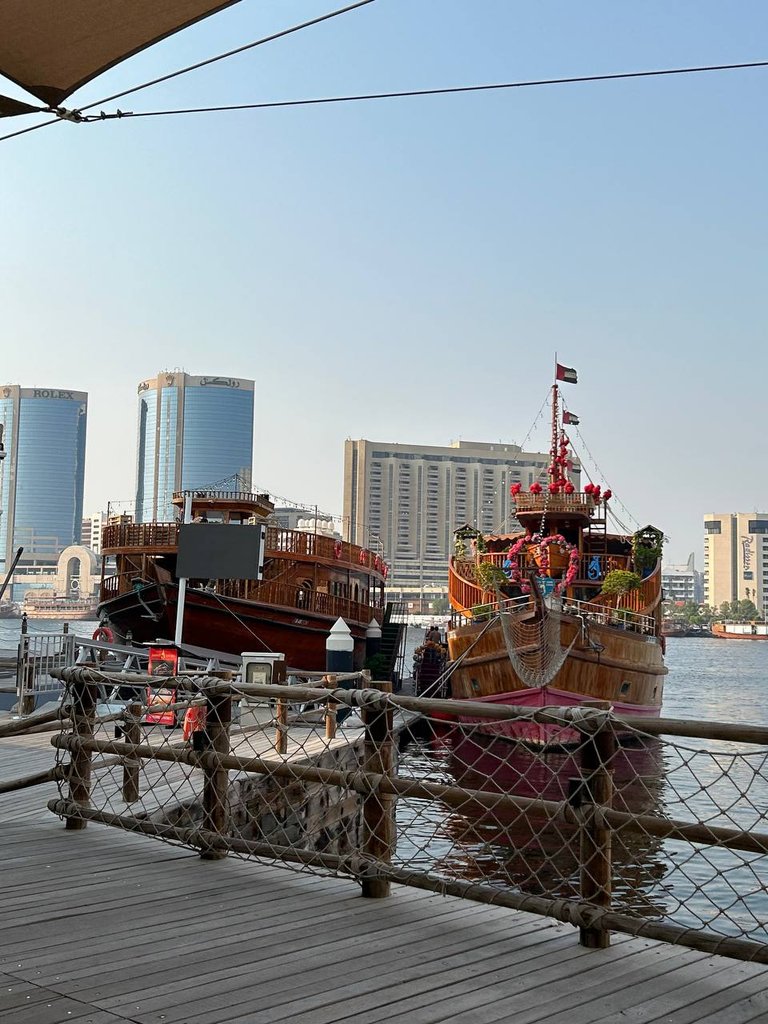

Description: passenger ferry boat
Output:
[447,367,667,744]
[22,596,98,620]
[712,621,768,639]
[97,489,388,670]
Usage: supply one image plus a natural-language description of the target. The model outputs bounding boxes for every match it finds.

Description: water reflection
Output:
[398,731,768,944]
[397,728,670,918]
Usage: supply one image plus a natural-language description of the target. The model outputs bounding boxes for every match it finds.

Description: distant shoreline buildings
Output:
[343,438,578,608]
[661,553,703,605]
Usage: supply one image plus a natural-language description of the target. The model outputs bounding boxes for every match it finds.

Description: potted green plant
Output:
[600,569,642,597]
[632,526,664,575]
[473,561,508,592]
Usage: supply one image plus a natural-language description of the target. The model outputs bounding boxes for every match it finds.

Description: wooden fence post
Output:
[361,680,395,898]
[201,686,232,860]
[122,701,142,803]
[578,705,615,948]
[16,629,35,716]
[324,674,338,739]
[275,697,289,754]
[65,676,97,830]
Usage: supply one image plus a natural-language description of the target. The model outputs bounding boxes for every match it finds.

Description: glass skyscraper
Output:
[135,372,254,522]
[0,385,88,593]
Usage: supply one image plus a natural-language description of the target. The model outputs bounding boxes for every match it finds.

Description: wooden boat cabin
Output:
[98,489,388,668]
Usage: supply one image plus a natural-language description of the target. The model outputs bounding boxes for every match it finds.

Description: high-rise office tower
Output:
[135,372,254,522]
[0,385,88,595]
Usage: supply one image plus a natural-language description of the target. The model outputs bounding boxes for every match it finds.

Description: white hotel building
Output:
[703,512,768,613]
[343,438,579,607]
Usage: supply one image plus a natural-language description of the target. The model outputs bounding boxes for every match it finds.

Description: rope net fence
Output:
[50,668,768,961]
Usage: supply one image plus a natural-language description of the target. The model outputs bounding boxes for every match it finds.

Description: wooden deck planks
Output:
[1,741,768,1022]
[56,893,493,997]
[98,909,563,1020]
[594,960,768,1024]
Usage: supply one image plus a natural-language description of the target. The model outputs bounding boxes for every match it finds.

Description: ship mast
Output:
[550,383,559,486]
[549,382,567,489]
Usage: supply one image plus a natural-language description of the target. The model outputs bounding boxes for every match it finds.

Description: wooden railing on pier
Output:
[43,666,768,965]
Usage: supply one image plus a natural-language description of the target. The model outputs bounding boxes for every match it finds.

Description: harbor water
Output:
[0,619,100,644]
[398,631,768,940]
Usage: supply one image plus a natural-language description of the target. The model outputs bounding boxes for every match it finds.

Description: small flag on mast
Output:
[556,363,578,384]
[563,411,579,425]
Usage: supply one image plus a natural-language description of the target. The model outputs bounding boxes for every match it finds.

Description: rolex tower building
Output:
[134,372,255,522]
[0,385,88,595]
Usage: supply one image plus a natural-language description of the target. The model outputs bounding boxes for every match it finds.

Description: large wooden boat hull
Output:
[447,613,666,746]
[98,583,371,670]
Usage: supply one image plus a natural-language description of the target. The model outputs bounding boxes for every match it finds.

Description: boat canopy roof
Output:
[0,0,242,110]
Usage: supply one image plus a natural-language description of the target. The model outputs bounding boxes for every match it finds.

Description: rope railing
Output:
[44,667,768,964]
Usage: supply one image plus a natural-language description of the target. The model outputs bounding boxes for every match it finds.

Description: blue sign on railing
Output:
[587,556,602,581]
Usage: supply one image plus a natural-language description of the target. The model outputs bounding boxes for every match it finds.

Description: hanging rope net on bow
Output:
[496,597,575,688]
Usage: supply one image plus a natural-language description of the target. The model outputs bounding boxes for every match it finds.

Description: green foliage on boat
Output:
[600,569,643,596]
[473,561,509,591]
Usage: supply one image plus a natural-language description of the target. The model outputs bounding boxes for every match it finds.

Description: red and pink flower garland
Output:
[504,533,580,595]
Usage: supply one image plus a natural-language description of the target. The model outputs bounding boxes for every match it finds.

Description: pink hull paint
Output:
[456,685,660,748]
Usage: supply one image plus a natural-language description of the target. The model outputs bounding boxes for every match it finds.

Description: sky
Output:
[1,0,766,565]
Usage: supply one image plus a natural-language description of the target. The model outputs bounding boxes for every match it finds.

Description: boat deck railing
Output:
[562,595,656,635]
[22,666,768,967]
[449,561,657,635]
[173,488,267,505]
[101,522,387,576]
[513,492,597,516]
[453,550,635,596]
[100,569,383,627]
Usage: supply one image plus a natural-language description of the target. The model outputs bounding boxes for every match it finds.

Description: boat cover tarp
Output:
[0,0,242,110]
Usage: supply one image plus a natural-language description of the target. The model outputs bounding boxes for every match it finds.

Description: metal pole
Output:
[0,546,24,604]
[174,494,192,646]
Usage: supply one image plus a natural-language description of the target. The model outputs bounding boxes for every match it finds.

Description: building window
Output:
[748,521,768,534]
[704,521,721,534]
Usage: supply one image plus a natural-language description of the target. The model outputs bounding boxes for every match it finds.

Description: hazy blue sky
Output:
[1,0,766,564]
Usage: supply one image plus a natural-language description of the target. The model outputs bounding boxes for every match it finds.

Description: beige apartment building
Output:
[343,438,578,607]
[703,512,768,613]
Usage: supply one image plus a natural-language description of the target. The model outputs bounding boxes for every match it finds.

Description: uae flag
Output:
[556,363,578,384]
[563,410,579,425]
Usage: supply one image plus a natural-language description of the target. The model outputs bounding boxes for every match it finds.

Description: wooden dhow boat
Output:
[98,488,388,670]
[447,366,667,744]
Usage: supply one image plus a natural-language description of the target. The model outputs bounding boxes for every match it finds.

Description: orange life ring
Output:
[333,541,342,559]
[92,625,114,644]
